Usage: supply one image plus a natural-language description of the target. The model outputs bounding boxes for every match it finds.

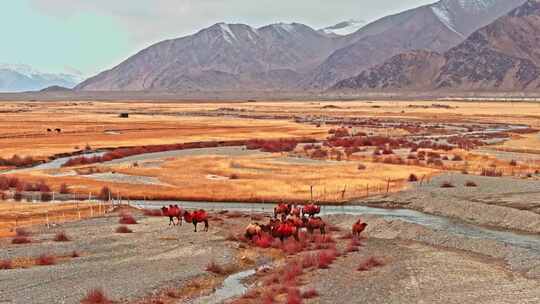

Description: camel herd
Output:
[246,203,368,242]
[159,203,368,239]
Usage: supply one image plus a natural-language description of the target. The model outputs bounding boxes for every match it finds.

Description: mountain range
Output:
[333,0,540,92]
[0,64,81,93]
[75,0,530,93]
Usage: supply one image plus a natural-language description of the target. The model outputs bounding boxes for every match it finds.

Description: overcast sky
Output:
[0,0,435,76]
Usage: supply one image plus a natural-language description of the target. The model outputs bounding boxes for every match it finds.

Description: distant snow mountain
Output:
[0,64,82,92]
[319,19,366,36]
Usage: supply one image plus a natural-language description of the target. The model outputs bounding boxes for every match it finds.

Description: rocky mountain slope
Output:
[332,0,540,92]
[76,0,526,92]
[305,0,526,89]
[76,23,343,91]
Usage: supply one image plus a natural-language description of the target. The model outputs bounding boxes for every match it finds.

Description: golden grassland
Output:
[12,153,437,204]
[2,100,540,159]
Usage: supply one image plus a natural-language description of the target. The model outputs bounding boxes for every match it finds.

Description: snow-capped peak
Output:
[0,63,41,78]
[319,19,366,36]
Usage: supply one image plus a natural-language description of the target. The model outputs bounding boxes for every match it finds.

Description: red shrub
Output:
[253,234,273,248]
[339,232,353,239]
[115,226,132,234]
[281,239,303,255]
[11,236,31,244]
[286,288,302,304]
[143,209,162,217]
[54,231,71,242]
[357,257,384,271]
[15,228,31,237]
[301,289,319,299]
[119,213,137,225]
[317,250,337,269]
[301,253,318,269]
[206,261,225,275]
[0,260,12,270]
[81,288,113,304]
[36,254,56,266]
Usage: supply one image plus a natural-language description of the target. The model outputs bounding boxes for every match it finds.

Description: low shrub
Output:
[0,260,12,270]
[15,228,31,237]
[36,254,56,266]
[357,257,384,271]
[80,288,113,304]
[11,236,31,244]
[229,174,240,180]
[440,181,455,188]
[301,289,319,299]
[71,251,81,258]
[465,181,477,187]
[408,174,418,182]
[118,214,137,225]
[206,261,225,275]
[142,209,162,217]
[53,231,71,242]
[115,226,132,234]
[286,288,302,304]
[452,155,463,161]
[357,163,367,170]
[317,249,338,269]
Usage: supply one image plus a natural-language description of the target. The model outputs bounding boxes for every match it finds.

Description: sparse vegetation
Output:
[54,231,71,242]
[80,288,113,304]
[115,226,132,234]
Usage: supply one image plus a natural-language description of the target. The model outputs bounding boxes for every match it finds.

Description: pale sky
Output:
[0,0,435,76]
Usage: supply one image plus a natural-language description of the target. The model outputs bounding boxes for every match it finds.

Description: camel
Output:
[244,223,263,240]
[305,217,326,235]
[272,221,298,242]
[352,219,368,238]
[274,203,292,220]
[161,205,183,226]
[184,209,209,232]
[302,204,321,218]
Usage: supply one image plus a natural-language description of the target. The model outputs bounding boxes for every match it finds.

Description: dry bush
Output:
[301,289,319,299]
[357,257,384,271]
[80,288,113,304]
[119,213,138,225]
[36,254,56,266]
[317,249,338,269]
[54,231,71,242]
[465,181,477,187]
[11,236,31,244]
[229,174,240,180]
[115,226,132,234]
[0,260,13,270]
[205,261,225,275]
[408,174,418,182]
[286,288,302,304]
[59,183,70,194]
[357,163,367,170]
[452,155,463,161]
[71,251,81,258]
[143,209,162,217]
[440,181,455,188]
[15,228,31,237]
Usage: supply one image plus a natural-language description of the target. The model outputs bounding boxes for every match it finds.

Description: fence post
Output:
[46,211,49,228]
[386,179,390,194]
[366,184,369,197]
